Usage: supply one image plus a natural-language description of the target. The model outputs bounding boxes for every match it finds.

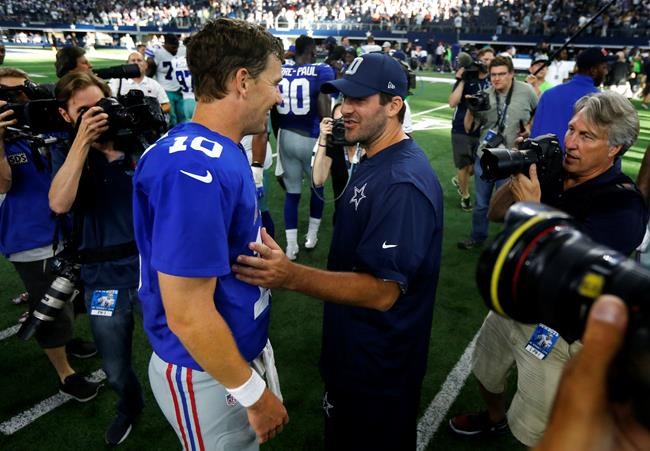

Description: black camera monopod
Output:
[530,0,617,78]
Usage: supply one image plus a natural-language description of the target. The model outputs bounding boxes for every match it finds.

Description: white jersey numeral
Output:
[167,136,223,158]
[277,78,311,116]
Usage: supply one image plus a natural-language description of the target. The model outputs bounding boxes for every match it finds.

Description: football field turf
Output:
[0,48,648,450]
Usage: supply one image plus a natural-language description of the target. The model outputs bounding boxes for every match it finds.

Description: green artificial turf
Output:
[0,48,648,450]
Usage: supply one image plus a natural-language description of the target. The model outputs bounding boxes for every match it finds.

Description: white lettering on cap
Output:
[346,57,363,75]
[387,81,395,89]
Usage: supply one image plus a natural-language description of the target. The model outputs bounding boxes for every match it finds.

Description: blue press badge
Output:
[484,129,498,143]
[90,290,119,317]
[525,324,559,360]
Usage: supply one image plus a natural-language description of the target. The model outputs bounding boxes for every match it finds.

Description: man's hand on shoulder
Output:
[247,388,289,443]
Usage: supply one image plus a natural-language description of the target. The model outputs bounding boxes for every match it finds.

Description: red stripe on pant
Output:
[166,363,190,451]
[186,369,206,451]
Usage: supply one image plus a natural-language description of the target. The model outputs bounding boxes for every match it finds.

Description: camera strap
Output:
[495,81,514,135]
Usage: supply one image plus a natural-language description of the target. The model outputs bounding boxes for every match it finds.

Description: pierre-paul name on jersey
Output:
[282,66,319,77]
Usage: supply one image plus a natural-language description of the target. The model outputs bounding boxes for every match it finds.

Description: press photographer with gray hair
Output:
[449,90,647,446]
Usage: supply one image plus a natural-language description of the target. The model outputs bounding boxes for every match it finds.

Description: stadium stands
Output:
[0,0,648,37]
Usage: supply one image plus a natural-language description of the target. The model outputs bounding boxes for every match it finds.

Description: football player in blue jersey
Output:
[234,53,444,451]
[274,35,334,260]
[133,19,288,449]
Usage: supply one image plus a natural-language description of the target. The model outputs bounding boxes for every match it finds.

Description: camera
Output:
[456,51,487,83]
[0,80,65,134]
[78,90,166,144]
[0,100,67,134]
[328,118,349,147]
[17,256,80,341]
[476,202,650,428]
[465,91,490,112]
[0,79,53,103]
[480,133,563,190]
[93,64,141,80]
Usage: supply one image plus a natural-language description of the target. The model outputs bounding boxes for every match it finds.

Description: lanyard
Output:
[494,81,514,134]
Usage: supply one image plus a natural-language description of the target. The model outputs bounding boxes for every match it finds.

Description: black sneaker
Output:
[67,338,98,359]
[448,411,508,436]
[105,414,134,446]
[457,239,484,250]
[460,196,472,212]
[59,373,102,402]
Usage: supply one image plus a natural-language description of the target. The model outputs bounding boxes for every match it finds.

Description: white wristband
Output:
[226,369,266,408]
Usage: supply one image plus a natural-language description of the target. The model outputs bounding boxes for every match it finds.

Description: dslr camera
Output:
[77,90,166,146]
[477,202,650,428]
[480,134,563,191]
[327,118,349,147]
[465,91,490,112]
[0,80,67,134]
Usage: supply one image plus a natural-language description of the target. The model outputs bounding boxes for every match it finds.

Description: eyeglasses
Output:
[490,72,510,78]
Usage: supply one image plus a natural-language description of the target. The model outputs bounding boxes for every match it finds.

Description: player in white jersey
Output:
[146,34,186,125]
[173,48,196,121]
[109,52,170,114]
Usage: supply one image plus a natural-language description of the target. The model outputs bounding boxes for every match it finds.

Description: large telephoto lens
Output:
[476,202,650,428]
[480,148,539,182]
[17,276,77,341]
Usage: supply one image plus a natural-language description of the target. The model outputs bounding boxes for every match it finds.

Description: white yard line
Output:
[416,332,478,451]
[412,104,451,117]
[0,325,20,341]
[0,369,107,435]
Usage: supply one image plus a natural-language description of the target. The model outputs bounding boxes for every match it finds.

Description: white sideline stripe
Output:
[0,369,107,435]
[0,325,20,341]
[412,104,451,117]
[416,332,479,451]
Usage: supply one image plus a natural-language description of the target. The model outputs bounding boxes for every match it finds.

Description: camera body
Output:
[328,118,349,147]
[0,81,65,134]
[465,91,490,112]
[476,202,650,428]
[480,133,563,191]
[79,90,166,144]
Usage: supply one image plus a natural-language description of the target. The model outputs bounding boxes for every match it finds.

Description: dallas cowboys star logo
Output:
[349,183,367,211]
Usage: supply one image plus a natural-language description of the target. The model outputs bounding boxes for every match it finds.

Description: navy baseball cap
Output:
[321,53,408,99]
[575,47,609,70]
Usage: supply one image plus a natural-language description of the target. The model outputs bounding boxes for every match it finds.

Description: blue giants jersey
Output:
[275,63,335,137]
[133,122,271,369]
[0,140,55,256]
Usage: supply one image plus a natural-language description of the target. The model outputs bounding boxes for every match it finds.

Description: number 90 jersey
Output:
[275,63,335,138]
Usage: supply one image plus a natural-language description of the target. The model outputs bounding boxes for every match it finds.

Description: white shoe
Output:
[286,244,299,261]
[305,232,318,249]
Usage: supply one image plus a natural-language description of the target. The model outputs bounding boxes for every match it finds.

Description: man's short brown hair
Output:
[54,71,110,108]
[489,56,514,73]
[0,67,29,81]
[187,18,284,101]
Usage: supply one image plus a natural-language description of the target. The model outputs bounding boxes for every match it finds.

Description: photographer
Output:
[108,51,170,114]
[448,47,494,212]
[312,102,364,222]
[457,56,538,250]
[49,71,144,446]
[55,46,92,79]
[449,91,647,446]
[0,67,101,402]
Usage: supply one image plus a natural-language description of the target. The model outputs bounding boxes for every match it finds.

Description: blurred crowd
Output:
[1,0,648,37]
